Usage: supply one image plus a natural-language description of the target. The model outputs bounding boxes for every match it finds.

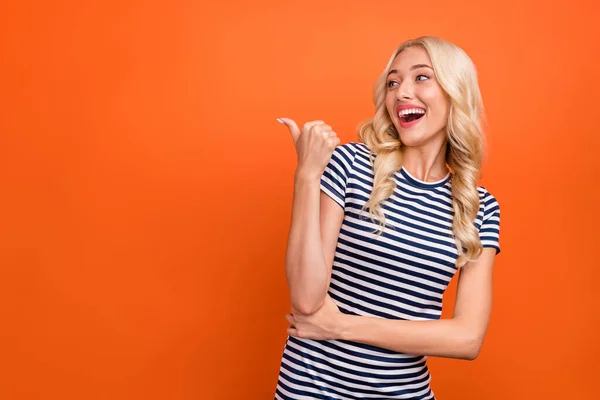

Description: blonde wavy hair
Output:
[358,36,487,268]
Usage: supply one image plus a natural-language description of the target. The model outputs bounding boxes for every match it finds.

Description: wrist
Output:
[294,168,322,184]
[336,314,357,341]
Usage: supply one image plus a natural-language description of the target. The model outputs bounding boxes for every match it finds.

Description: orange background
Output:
[1,1,598,399]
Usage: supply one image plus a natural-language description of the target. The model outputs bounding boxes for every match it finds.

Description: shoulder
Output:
[335,141,372,162]
[350,141,372,157]
[477,186,499,204]
[335,141,368,155]
[476,186,501,217]
[330,141,370,166]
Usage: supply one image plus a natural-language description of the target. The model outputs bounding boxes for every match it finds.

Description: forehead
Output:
[389,46,432,71]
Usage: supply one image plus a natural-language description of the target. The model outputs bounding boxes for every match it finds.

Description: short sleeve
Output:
[479,190,501,255]
[320,143,358,209]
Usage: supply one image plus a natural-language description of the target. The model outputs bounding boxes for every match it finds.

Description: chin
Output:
[397,124,445,146]
[399,136,427,147]
[397,127,426,143]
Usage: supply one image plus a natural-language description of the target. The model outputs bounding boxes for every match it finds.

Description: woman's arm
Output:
[278,117,345,316]
[337,247,497,360]
[286,175,344,315]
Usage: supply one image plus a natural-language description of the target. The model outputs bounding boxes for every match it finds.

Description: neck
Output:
[400,138,449,182]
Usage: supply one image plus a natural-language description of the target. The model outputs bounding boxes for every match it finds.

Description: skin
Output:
[277,118,340,316]
[386,46,451,183]
[278,46,496,361]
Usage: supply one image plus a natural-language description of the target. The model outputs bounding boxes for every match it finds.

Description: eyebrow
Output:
[387,64,433,76]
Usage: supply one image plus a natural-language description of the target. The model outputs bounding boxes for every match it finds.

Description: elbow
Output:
[463,346,480,361]
[287,275,328,315]
[462,337,484,361]
[452,320,486,360]
[295,305,318,316]
[292,303,321,315]
[290,293,324,316]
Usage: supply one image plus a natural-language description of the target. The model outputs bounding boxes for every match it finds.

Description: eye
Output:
[387,80,398,88]
[416,74,430,81]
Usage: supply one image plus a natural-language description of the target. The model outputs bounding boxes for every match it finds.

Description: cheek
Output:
[423,89,449,120]
[385,94,395,116]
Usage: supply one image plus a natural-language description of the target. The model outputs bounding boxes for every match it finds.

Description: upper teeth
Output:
[399,108,425,117]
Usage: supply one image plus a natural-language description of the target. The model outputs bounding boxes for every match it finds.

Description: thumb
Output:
[277,118,301,144]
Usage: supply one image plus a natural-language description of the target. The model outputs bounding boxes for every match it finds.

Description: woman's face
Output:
[385,46,450,148]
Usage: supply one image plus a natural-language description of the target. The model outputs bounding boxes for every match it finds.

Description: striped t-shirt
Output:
[275,141,501,400]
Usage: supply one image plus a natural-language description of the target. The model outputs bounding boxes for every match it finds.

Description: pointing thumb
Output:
[277,118,301,144]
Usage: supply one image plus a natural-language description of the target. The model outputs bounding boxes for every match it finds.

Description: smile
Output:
[398,108,426,129]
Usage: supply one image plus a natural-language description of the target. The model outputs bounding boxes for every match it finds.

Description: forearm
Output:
[285,171,329,315]
[339,315,483,360]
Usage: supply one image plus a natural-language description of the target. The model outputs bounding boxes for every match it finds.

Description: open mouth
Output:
[398,108,425,128]
[399,109,426,124]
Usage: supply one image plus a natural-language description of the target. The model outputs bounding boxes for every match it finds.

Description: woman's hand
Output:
[285,294,346,341]
[278,118,340,181]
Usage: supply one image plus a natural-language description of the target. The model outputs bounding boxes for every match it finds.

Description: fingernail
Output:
[276,118,284,124]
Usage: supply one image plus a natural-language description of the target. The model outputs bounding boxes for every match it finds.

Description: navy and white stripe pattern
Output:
[275,142,501,399]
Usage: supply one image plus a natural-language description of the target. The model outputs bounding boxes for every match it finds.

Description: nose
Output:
[396,80,413,101]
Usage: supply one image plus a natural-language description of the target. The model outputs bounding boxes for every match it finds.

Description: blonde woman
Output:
[275,36,501,400]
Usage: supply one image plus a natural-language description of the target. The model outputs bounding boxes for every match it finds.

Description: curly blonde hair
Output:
[358,36,487,268]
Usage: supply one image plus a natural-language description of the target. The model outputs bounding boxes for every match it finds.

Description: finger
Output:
[303,120,326,133]
[277,118,301,143]
[317,126,333,140]
[311,123,332,134]
[321,129,335,140]
[287,327,298,337]
[325,137,340,149]
[285,314,295,324]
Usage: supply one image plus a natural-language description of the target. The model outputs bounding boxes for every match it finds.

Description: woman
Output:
[275,36,501,400]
